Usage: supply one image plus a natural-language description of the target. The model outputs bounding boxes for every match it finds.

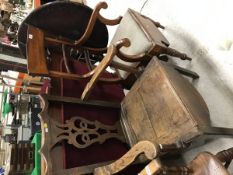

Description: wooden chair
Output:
[81,8,198,100]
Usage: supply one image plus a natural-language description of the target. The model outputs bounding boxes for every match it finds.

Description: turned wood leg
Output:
[216,147,233,168]
[173,65,199,79]
[94,141,159,175]
[161,47,192,61]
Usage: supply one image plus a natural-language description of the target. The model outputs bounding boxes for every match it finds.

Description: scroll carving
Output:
[52,116,125,149]
[94,141,159,175]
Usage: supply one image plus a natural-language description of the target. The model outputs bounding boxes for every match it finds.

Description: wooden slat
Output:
[26,25,49,76]
[45,94,120,109]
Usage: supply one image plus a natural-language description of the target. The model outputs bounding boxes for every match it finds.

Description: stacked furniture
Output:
[17,1,233,175]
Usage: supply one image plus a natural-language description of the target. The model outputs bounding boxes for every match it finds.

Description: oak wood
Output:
[121,58,215,146]
[94,141,159,175]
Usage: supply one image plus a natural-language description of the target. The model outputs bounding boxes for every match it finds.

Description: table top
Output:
[18,1,109,58]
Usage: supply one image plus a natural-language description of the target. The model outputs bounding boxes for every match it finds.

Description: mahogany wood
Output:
[18,1,112,57]
[26,25,49,76]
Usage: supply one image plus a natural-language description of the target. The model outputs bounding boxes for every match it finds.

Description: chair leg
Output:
[173,65,200,79]
[161,47,192,61]
[216,147,233,169]
[158,55,169,62]
[202,126,233,136]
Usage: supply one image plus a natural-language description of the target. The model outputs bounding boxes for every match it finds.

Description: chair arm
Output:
[94,141,159,175]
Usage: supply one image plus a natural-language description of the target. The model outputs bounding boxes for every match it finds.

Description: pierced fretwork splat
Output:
[51,116,125,149]
[39,95,125,175]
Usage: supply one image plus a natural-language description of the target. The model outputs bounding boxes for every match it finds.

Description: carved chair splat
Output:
[38,95,126,175]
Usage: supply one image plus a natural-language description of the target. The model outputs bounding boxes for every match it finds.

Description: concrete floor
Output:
[141,0,233,171]
[89,0,233,171]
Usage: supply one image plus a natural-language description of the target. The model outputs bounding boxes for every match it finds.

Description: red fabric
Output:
[39,79,50,94]
[59,60,130,168]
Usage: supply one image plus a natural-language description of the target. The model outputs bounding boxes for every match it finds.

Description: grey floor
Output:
[140,0,233,171]
[90,0,233,171]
